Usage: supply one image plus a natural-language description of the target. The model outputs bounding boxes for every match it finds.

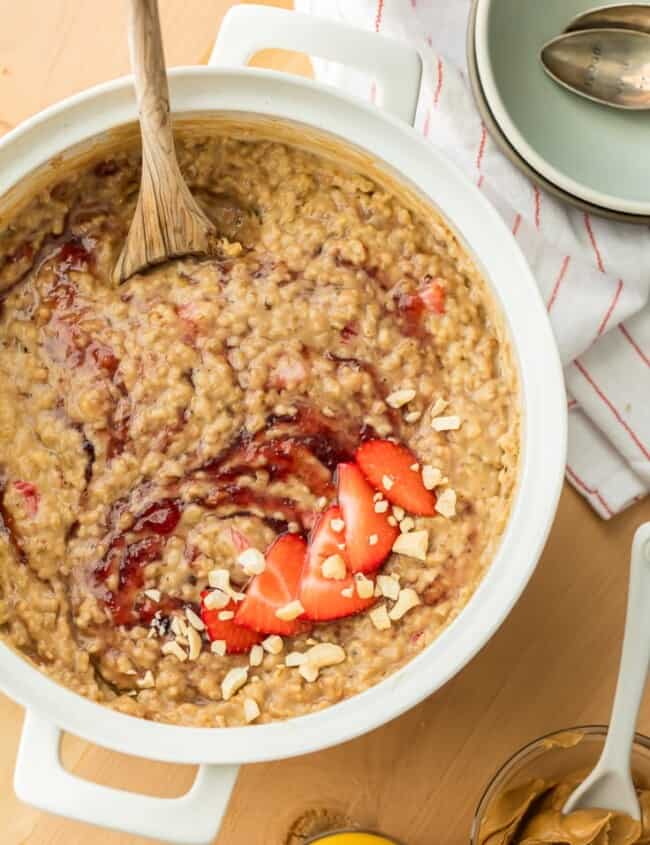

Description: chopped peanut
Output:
[187,626,202,661]
[243,697,260,723]
[377,574,400,601]
[386,388,416,408]
[355,573,374,599]
[422,465,444,490]
[389,588,421,621]
[430,398,448,417]
[262,635,284,655]
[204,589,230,611]
[432,415,461,432]
[305,643,345,668]
[222,667,248,701]
[237,547,266,576]
[435,488,457,518]
[399,517,415,533]
[392,530,429,561]
[299,663,319,683]
[171,616,188,638]
[275,600,304,621]
[321,554,347,580]
[369,605,391,631]
[299,643,346,682]
[185,607,205,631]
[208,569,231,591]
[161,641,188,662]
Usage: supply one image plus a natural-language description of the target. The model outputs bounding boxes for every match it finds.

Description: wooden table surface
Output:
[1,2,649,843]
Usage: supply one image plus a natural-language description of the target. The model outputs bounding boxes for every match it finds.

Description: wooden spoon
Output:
[113,0,216,284]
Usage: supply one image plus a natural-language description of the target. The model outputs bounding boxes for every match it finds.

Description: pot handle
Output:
[208,4,422,126]
[14,710,239,845]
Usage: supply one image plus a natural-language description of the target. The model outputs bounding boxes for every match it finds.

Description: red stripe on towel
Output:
[566,465,614,517]
[547,255,571,311]
[574,360,650,460]
[596,279,623,337]
[476,124,487,170]
[422,108,431,137]
[434,58,444,105]
[584,212,605,272]
[375,0,384,31]
[619,324,650,367]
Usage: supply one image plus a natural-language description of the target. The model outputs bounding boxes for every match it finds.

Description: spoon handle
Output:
[602,522,650,769]
[128,0,176,171]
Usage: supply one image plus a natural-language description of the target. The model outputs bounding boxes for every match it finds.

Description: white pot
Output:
[0,6,566,843]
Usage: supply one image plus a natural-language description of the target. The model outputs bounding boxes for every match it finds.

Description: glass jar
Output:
[471,726,650,845]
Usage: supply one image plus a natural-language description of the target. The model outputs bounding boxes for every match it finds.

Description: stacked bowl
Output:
[468,0,650,223]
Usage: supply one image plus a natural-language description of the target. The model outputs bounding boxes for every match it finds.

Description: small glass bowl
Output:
[471,726,650,845]
[305,831,405,845]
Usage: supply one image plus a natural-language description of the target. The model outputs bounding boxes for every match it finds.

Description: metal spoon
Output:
[540,28,650,109]
[113,0,217,284]
[563,522,650,819]
[566,3,650,35]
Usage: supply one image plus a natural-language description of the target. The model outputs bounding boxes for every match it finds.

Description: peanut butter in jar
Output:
[473,728,650,845]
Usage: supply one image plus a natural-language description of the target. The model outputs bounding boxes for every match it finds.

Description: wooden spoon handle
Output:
[113,0,216,283]
[128,0,176,173]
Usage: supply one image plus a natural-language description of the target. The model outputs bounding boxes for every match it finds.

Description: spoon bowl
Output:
[567,3,650,35]
[541,28,650,110]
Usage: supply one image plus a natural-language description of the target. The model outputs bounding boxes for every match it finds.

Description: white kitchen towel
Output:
[295,0,650,518]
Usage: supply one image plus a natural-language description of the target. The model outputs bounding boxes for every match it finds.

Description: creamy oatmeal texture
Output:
[0,129,518,726]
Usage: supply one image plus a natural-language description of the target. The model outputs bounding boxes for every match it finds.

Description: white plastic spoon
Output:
[564,522,650,819]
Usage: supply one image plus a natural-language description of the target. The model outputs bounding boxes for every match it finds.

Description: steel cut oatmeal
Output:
[0,129,519,726]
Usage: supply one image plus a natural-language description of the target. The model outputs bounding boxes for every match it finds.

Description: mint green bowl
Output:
[474,0,650,216]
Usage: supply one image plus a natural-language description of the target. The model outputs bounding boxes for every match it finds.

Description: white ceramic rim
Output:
[474,0,650,216]
[0,65,566,765]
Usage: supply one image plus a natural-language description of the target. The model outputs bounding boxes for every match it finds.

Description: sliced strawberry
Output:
[234,533,307,636]
[200,593,262,654]
[299,505,375,621]
[355,439,437,516]
[336,463,398,573]
[419,278,445,314]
